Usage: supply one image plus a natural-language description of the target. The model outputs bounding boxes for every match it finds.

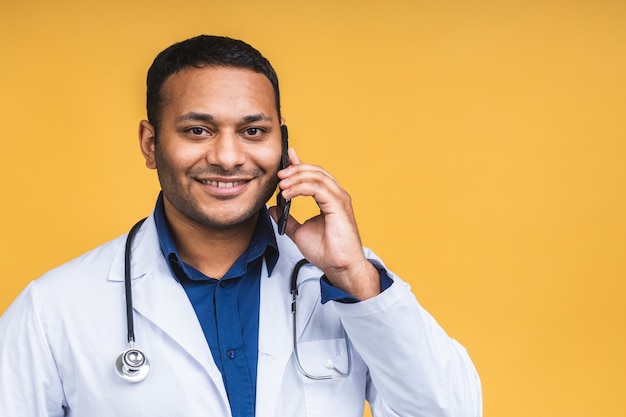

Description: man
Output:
[0,35,481,416]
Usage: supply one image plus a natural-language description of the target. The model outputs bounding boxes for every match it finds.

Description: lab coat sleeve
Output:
[0,282,67,417]
[332,257,482,417]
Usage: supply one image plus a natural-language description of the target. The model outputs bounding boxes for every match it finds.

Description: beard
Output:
[155,151,281,231]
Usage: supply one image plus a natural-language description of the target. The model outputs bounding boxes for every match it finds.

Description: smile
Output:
[200,180,247,188]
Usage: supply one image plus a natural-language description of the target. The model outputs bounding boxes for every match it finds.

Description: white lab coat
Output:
[0,214,481,417]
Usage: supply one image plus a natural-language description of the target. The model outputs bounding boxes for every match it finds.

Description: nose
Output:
[207,131,246,171]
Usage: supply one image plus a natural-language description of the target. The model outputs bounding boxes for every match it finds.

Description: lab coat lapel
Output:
[107,216,228,404]
[256,235,321,417]
[132,269,222,379]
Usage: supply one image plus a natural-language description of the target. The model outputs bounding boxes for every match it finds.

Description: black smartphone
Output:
[277,125,291,235]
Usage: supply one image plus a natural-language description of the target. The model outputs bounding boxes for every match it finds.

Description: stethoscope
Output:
[290,259,352,381]
[115,218,150,383]
[115,219,352,383]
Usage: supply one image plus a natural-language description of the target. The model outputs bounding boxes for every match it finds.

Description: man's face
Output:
[141,66,282,231]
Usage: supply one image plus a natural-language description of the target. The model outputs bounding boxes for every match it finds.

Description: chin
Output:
[196,206,263,230]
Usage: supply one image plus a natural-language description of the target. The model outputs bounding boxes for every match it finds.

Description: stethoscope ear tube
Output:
[115,218,150,383]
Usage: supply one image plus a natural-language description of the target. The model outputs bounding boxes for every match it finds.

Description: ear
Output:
[139,120,157,169]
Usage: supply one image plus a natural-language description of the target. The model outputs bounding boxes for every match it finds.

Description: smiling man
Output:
[140,66,285,279]
[0,35,482,417]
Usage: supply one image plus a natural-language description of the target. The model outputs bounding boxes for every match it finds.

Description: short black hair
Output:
[146,35,281,132]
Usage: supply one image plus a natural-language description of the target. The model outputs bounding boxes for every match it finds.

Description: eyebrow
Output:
[174,112,274,125]
[241,113,273,123]
[175,112,214,124]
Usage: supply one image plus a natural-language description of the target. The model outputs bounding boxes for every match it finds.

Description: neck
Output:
[163,203,259,279]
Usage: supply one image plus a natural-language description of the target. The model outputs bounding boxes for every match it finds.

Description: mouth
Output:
[199,179,247,188]
[196,177,253,198]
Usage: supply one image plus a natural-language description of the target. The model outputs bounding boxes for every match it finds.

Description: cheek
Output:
[254,145,282,172]
[155,143,204,174]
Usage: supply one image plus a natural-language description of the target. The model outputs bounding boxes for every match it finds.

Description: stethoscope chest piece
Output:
[115,347,150,383]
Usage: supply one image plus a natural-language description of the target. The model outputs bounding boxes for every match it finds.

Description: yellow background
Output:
[1,1,625,416]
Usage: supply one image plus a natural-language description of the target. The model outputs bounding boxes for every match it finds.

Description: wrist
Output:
[324,260,381,301]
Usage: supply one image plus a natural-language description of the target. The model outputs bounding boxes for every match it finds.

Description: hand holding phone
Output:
[276,125,291,235]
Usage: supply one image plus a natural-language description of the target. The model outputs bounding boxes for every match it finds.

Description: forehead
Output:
[159,66,277,121]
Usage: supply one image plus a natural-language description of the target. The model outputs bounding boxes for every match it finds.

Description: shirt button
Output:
[226,349,235,359]
[219,280,227,288]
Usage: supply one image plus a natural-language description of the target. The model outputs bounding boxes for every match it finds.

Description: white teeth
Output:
[203,180,242,188]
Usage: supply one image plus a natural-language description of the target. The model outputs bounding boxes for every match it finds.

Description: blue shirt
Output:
[154,194,277,417]
[153,194,393,417]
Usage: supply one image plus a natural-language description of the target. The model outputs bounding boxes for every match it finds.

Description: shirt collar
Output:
[153,193,279,281]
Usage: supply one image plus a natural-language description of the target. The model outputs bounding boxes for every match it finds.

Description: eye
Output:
[243,127,264,137]
[190,127,206,135]
[182,126,211,138]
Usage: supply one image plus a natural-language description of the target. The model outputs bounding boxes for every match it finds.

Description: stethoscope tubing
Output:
[290,259,352,381]
[124,217,147,346]
[115,218,150,383]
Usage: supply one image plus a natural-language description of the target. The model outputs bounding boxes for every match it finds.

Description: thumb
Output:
[267,205,280,224]
[268,205,300,237]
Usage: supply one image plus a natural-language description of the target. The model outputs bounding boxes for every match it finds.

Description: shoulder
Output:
[36,233,127,290]
[0,233,127,340]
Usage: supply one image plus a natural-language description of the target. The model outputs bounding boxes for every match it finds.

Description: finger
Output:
[279,149,337,183]
[278,163,329,181]
[288,147,302,165]
[279,169,344,201]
